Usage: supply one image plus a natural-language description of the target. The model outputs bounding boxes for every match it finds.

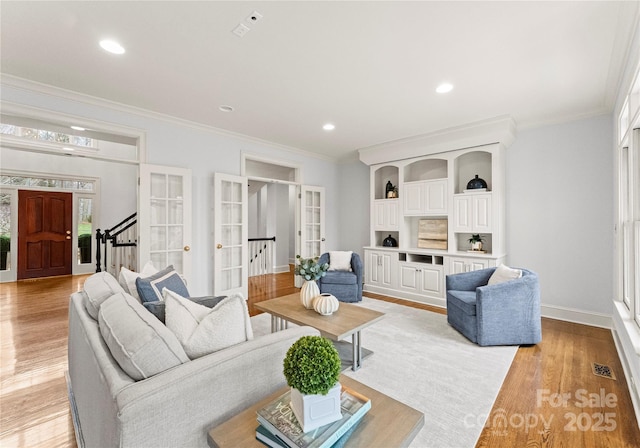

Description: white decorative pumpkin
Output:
[300,280,320,309]
[313,293,340,315]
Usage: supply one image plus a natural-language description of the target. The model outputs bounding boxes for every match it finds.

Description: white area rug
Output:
[251,297,518,448]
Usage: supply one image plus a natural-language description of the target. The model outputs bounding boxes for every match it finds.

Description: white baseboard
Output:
[273,264,290,274]
[365,284,612,328]
[363,284,446,309]
[540,304,612,329]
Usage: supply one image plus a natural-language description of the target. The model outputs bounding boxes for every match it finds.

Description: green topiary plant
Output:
[283,336,341,396]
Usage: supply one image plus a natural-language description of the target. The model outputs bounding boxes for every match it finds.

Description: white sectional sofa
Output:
[67,272,318,447]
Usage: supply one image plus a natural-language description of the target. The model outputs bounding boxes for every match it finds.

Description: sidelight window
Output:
[0,194,10,272]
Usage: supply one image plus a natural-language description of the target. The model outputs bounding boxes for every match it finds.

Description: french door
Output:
[294,185,326,287]
[299,185,326,258]
[213,173,248,298]
[138,164,192,281]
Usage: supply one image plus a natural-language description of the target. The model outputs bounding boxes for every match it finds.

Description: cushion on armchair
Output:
[328,251,353,271]
[488,264,522,285]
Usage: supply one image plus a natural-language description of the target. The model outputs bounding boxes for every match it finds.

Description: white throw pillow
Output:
[328,251,353,271]
[83,272,126,320]
[118,261,158,301]
[164,289,253,359]
[98,292,189,380]
[488,264,523,285]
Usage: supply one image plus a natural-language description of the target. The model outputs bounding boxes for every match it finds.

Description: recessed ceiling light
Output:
[436,83,454,94]
[219,105,234,112]
[62,147,75,151]
[70,126,86,131]
[99,39,125,55]
[323,123,335,131]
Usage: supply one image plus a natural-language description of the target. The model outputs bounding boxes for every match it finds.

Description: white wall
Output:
[1,82,340,295]
[0,147,137,229]
[336,159,370,259]
[507,114,614,319]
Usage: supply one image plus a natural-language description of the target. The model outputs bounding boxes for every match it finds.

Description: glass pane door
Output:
[139,164,192,280]
[213,173,247,298]
[300,185,325,258]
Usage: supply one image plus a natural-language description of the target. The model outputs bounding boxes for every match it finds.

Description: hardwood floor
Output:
[1,271,639,447]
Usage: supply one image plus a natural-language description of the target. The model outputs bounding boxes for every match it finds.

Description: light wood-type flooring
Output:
[1,269,640,447]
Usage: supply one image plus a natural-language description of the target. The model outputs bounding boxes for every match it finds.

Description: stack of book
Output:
[255,385,371,448]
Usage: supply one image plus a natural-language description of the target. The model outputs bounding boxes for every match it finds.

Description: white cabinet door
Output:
[453,196,472,232]
[425,180,448,214]
[473,194,492,232]
[403,182,424,215]
[420,266,443,297]
[139,164,192,281]
[379,252,395,287]
[450,258,467,274]
[373,199,399,230]
[469,259,490,271]
[366,250,396,288]
[399,263,420,292]
[387,200,399,228]
[404,180,448,216]
[448,257,489,274]
[368,251,382,284]
[453,193,491,233]
[399,262,444,298]
[373,201,386,229]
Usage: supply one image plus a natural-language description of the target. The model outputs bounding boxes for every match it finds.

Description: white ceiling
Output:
[1,1,638,161]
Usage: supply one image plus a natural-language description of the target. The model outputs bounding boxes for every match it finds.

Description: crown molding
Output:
[358,115,517,166]
[0,74,335,163]
[516,109,611,133]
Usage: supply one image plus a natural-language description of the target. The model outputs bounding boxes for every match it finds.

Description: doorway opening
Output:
[1,105,142,282]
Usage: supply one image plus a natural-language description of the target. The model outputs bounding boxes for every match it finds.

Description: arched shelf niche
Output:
[403,158,448,182]
[455,151,492,194]
[374,165,399,199]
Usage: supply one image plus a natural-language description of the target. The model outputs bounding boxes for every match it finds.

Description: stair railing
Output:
[248,237,276,277]
[96,212,137,275]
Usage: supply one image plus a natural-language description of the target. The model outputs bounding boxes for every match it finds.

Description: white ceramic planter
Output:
[300,280,320,309]
[313,293,340,315]
[290,383,342,432]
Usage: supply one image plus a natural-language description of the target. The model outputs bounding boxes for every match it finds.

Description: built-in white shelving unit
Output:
[358,116,516,307]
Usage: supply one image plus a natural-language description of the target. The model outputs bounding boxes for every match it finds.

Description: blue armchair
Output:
[446,267,541,346]
[317,252,363,303]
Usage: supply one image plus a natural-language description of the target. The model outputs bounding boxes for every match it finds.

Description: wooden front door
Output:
[18,190,73,279]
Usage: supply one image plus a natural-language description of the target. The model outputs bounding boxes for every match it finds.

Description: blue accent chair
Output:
[317,252,363,303]
[446,267,541,346]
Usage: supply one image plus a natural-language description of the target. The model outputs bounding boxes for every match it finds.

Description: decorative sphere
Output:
[313,293,339,315]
